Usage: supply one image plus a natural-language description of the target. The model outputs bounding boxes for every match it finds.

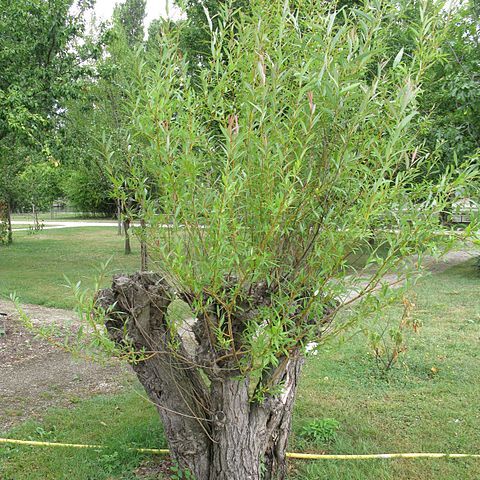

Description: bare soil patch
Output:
[0,301,133,431]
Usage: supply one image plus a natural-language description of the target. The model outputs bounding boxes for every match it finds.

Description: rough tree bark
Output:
[97,273,304,480]
[123,218,131,254]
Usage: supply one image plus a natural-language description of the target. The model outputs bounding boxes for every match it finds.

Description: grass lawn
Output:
[290,258,480,480]
[0,391,165,480]
[0,228,141,309]
[1,229,479,479]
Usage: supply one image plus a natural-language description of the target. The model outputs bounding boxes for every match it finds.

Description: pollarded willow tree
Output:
[93,0,475,478]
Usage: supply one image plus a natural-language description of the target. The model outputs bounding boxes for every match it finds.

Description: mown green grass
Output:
[0,228,141,308]
[0,229,479,479]
[0,391,165,480]
[290,259,480,480]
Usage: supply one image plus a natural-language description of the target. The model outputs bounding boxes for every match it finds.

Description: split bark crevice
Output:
[97,272,304,480]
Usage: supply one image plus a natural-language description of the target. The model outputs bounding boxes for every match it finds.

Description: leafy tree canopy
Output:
[0,0,93,240]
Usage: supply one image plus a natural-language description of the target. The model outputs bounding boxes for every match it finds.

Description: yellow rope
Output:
[0,438,103,450]
[0,438,169,455]
[1,438,480,460]
[285,452,480,460]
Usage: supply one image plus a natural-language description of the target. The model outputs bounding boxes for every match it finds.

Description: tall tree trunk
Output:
[140,219,148,271]
[117,201,123,236]
[0,200,12,245]
[123,218,131,254]
[6,202,12,244]
[32,204,40,230]
[97,273,304,480]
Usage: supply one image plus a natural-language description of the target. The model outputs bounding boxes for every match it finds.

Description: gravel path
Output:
[10,220,122,231]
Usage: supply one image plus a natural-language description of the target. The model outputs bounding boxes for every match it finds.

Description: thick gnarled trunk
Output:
[97,273,303,480]
[208,363,302,480]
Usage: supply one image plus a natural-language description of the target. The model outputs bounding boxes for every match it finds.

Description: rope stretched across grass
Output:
[1,438,479,460]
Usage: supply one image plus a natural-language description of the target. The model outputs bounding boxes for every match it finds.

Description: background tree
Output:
[59,0,147,235]
[91,1,477,478]
[16,162,62,227]
[419,0,479,166]
[114,0,146,46]
[0,0,91,243]
[176,0,250,66]
[59,67,117,217]
[101,0,146,241]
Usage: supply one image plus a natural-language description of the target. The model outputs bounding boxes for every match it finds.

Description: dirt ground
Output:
[0,248,477,433]
[0,302,133,431]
